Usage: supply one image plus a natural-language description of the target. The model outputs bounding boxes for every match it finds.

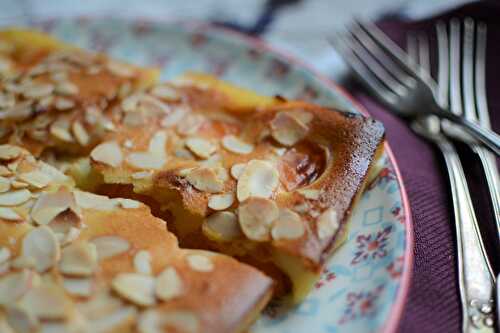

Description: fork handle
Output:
[438,110,500,156]
[438,139,496,332]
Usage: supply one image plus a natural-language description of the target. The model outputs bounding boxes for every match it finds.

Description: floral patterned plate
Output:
[30,18,413,333]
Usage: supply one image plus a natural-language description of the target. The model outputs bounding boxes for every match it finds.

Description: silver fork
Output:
[408,28,495,333]
[331,20,496,332]
[331,20,500,156]
[437,18,499,248]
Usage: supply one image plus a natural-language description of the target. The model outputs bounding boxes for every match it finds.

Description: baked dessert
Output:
[0,28,385,331]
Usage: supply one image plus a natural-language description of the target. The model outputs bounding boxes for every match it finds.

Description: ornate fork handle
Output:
[437,138,495,332]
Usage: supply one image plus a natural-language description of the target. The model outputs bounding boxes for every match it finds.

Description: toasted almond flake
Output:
[31,190,79,225]
[150,85,179,100]
[289,109,314,124]
[297,188,321,200]
[185,137,216,159]
[186,254,214,272]
[134,250,152,275]
[18,284,71,320]
[50,120,74,142]
[54,97,75,110]
[222,135,254,155]
[23,83,54,99]
[116,198,141,209]
[121,93,140,112]
[271,208,305,240]
[10,256,35,270]
[59,242,98,277]
[106,61,135,77]
[148,131,168,156]
[91,236,130,260]
[72,121,90,146]
[0,207,21,221]
[18,170,51,189]
[185,167,224,193]
[177,167,195,177]
[111,273,156,306]
[236,160,279,202]
[0,270,33,305]
[91,141,123,167]
[138,309,199,333]
[22,226,60,272]
[208,193,234,210]
[74,191,116,211]
[126,152,166,170]
[11,181,28,189]
[155,267,183,301]
[238,197,279,241]
[0,248,10,264]
[55,81,79,95]
[58,227,81,246]
[270,112,309,146]
[0,189,31,206]
[0,101,33,121]
[62,277,93,297]
[202,211,242,241]
[6,305,39,333]
[161,106,188,127]
[50,71,67,82]
[37,95,53,109]
[230,163,246,179]
[0,145,22,160]
[0,166,11,176]
[177,114,204,135]
[293,202,310,214]
[118,81,132,98]
[132,171,153,180]
[317,208,339,240]
[88,306,137,333]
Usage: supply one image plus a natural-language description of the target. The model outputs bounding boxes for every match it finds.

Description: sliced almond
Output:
[55,81,79,95]
[91,141,123,167]
[5,305,39,333]
[289,109,313,124]
[0,189,31,206]
[87,306,137,333]
[0,207,22,221]
[31,189,79,225]
[18,284,71,320]
[236,160,279,202]
[317,207,339,240]
[62,277,93,297]
[133,250,152,275]
[185,167,224,193]
[297,188,321,200]
[270,112,309,146]
[115,198,141,209]
[155,267,183,301]
[150,85,179,100]
[22,83,54,99]
[54,97,75,110]
[271,208,305,240]
[0,145,22,160]
[22,226,60,272]
[111,273,156,306]
[222,135,254,155]
[161,106,188,127]
[74,191,116,211]
[72,121,90,146]
[18,170,52,189]
[126,152,166,170]
[238,197,278,241]
[0,248,10,264]
[0,270,33,305]
[230,163,246,180]
[177,114,204,135]
[207,193,234,210]
[106,61,135,77]
[202,211,242,241]
[59,242,98,277]
[90,236,130,261]
[138,309,199,333]
[11,181,28,189]
[186,254,214,272]
[131,171,153,180]
[50,119,74,142]
[185,137,216,159]
[148,131,168,156]
[0,177,10,193]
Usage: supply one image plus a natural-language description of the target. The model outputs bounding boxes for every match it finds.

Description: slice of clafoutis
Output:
[88,73,386,303]
[0,145,273,333]
[0,29,159,157]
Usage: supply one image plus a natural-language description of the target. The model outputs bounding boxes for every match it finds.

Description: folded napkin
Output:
[345,1,500,332]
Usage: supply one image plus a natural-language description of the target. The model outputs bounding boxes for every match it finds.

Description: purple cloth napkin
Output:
[343,1,500,332]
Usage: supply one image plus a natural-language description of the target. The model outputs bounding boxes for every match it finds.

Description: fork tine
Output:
[436,22,449,109]
[349,21,416,88]
[406,34,418,65]
[449,18,463,116]
[462,18,477,122]
[330,34,400,104]
[339,30,409,96]
[475,22,490,128]
[417,34,431,77]
[355,19,418,75]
